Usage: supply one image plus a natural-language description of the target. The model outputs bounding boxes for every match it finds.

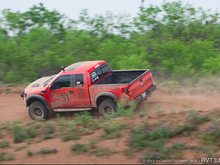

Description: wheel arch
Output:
[26,94,50,109]
[95,92,119,108]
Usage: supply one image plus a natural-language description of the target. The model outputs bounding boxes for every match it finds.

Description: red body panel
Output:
[89,84,129,107]
[129,71,153,98]
[23,61,155,109]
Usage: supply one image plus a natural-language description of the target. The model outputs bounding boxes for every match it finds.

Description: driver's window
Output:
[54,75,71,89]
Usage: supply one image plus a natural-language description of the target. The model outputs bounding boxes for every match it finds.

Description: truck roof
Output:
[65,60,106,73]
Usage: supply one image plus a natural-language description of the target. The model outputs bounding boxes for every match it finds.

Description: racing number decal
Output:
[58,93,69,102]
[77,89,85,99]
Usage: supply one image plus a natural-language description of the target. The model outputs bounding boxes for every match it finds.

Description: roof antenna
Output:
[61,66,65,71]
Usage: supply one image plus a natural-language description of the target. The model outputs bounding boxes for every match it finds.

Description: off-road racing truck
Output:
[20,60,156,120]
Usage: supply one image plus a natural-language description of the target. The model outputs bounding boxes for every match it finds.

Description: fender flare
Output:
[95,92,119,107]
[26,94,50,109]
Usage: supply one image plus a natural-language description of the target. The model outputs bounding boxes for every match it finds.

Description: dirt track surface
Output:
[0,89,219,122]
[0,87,220,164]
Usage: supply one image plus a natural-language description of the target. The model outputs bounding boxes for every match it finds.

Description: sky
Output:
[0,0,220,20]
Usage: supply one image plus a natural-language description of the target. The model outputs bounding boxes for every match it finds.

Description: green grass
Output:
[139,141,186,163]
[14,144,28,151]
[89,148,117,156]
[78,128,93,135]
[0,131,4,139]
[71,143,88,153]
[5,88,11,93]
[0,153,14,162]
[173,124,197,136]
[74,111,93,128]
[56,114,69,126]
[26,150,33,157]
[62,134,80,141]
[115,100,137,118]
[40,122,55,135]
[199,123,220,145]
[185,110,210,125]
[0,141,9,148]
[12,123,40,143]
[38,147,57,154]
[124,148,135,157]
[12,124,26,143]
[126,123,175,150]
[26,120,37,126]
[101,122,129,139]
[89,140,97,149]
[25,127,38,139]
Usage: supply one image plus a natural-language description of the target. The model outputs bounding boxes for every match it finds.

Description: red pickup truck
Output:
[20,61,156,120]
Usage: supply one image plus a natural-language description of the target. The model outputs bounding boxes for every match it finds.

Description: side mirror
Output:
[49,84,54,91]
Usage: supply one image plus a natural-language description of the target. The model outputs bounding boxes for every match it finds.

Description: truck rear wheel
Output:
[28,101,49,120]
[99,99,117,118]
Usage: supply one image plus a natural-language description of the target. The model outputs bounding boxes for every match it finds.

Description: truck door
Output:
[48,75,76,108]
[71,74,91,107]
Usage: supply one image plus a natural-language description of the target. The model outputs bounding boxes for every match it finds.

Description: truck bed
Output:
[95,70,147,84]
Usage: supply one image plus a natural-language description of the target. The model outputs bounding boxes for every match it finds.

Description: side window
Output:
[90,67,102,84]
[75,74,84,87]
[54,75,71,89]
[90,63,111,84]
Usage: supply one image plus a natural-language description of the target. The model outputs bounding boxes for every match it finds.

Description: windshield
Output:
[43,74,57,87]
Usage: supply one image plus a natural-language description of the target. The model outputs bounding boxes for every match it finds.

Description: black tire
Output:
[28,101,49,120]
[99,99,117,118]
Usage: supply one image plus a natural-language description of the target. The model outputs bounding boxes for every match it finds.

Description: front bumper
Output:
[20,90,24,97]
[134,85,156,103]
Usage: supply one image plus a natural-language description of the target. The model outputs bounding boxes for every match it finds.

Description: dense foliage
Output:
[0,1,220,83]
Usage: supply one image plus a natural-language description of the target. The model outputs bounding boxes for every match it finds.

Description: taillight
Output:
[150,72,153,82]
[123,88,132,96]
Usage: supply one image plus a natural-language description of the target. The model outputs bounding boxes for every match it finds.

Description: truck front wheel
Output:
[99,99,117,118]
[28,101,49,120]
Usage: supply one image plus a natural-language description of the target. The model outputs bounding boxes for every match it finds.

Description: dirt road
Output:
[0,87,220,164]
[0,89,219,122]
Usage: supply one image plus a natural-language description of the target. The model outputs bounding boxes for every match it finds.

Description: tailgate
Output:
[129,70,154,98]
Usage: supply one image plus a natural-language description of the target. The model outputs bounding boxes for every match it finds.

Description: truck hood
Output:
[26,75,56,89]
[24,75,56,95]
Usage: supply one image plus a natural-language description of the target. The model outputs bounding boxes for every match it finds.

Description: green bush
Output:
[128,123,173,149]
[0,131,4,139]
[0,141,9,148]
[12,125,26,143]
[38,147,57,154]
[74,111,93,128]
[1,1,220,83]
[25,127,37,138]
[199,124,220,145]
[41,122,55,135]
[0,153,14,161]
[26,150,33,157]
[71,143,88,153]
[185,110,210,125]
[62,134,80,141]
[89,140,97,149]
[174,124,197,136]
